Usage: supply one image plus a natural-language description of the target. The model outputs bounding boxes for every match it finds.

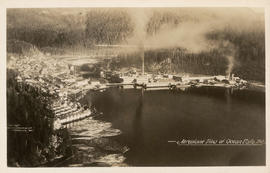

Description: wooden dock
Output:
[105,81,191,91]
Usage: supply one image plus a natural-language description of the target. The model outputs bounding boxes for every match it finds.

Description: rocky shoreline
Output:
[7,53,265,166]
[7,54,128,166]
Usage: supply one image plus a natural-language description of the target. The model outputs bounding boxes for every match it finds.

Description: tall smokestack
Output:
[139,43,144,75]
[228,72,231,80]
[226,55,234,80]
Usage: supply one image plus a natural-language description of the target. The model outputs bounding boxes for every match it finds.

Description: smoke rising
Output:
[127,8,151,44]
[144,21,218,53]
[216,40,237,76]
[127,8,263,50]
[124,8,264,74]
[226,55,234,76]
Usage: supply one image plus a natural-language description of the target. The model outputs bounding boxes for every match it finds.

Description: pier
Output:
[105,81,235,91]
[106,82,186,90]
[51,74,248,130]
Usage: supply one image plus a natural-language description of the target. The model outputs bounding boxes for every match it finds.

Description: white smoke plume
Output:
[123,8,264,74]
[125,8,264,53]
[226,55,235,76]
[217,40,237,76]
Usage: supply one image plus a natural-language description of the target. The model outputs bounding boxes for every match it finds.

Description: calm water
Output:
[81,87,265,166]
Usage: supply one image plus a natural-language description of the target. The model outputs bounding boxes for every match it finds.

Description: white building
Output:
[76,80,89,87]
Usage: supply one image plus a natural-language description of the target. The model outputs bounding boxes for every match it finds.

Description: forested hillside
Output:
[7,8,265,82]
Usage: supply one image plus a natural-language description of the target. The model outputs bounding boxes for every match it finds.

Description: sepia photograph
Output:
[5,6,266,167]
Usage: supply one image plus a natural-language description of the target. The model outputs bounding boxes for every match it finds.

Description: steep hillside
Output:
[7,8,265,82]
[7,39,41,56]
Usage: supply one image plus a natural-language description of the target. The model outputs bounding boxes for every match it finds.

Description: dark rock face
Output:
[7,69,72,167]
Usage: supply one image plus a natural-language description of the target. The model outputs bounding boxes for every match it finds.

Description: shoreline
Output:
[6,53,265,166]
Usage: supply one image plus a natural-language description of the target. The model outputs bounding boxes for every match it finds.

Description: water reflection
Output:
[225,88,232,111]
[132,89,144,147]
[89,87,265,166]
[61,115,127,166]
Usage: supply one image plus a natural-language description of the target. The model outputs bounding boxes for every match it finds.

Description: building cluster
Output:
[7,54,249,129]
[7,54,101,130]
[105,67,248,90]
